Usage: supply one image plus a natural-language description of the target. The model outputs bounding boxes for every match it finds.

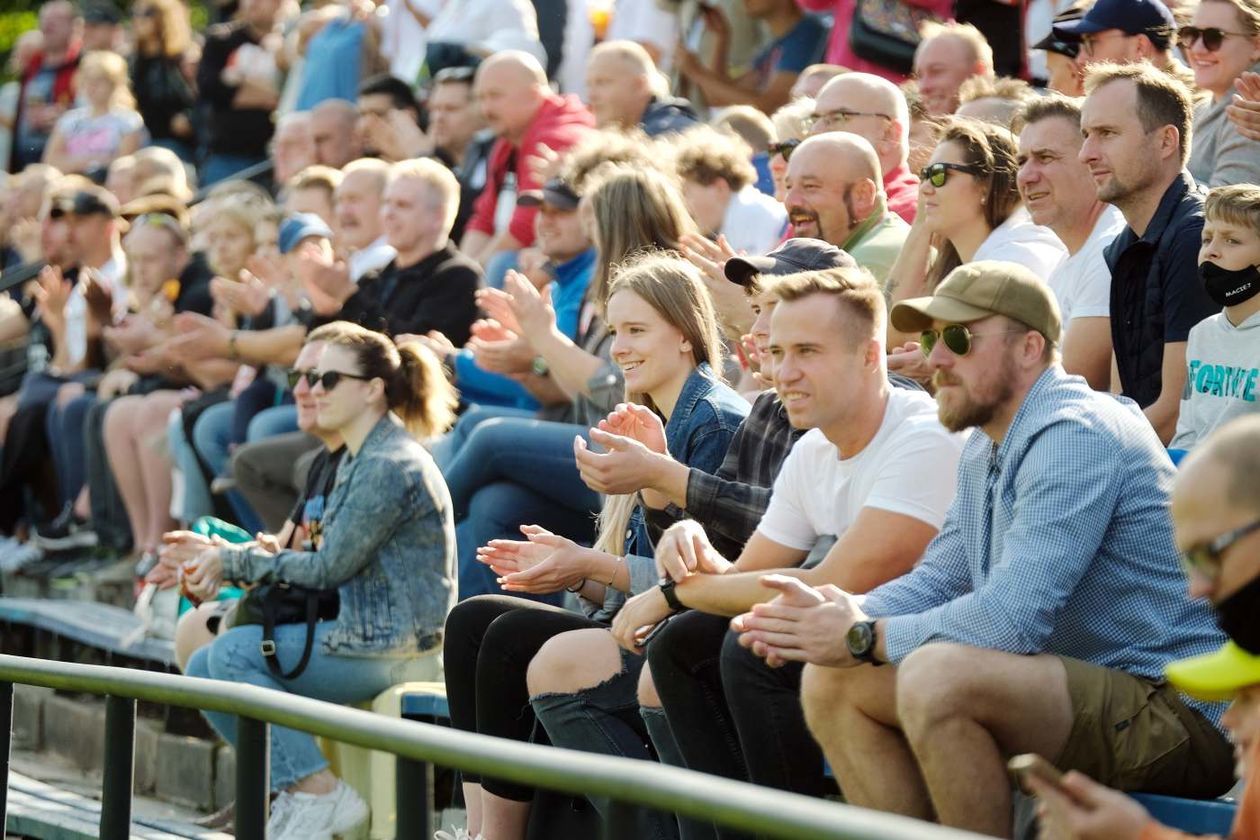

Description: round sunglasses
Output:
[919,324,1025,356]
[920,162,985,188]
[286,368,371,390]
[768,139,801,161]
[1177,25,1254,51]
[1180,517,1260,583]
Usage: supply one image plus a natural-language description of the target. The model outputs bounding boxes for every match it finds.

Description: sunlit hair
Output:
[917,21,996,76]
[317,321,458,440]
[594,252,725,556]
[132,146,194,200]
[711,105,776,152]
[77,51,135,111]
[772,266,887,349]
[584,164,697,307]
[1205,184,1260,237]
[557,128,660,194]
[1011,92,1083,134]
[388,157,460,237]
[673,125,757,191]
[770,97,815,143]
[1082,62,1195,164]
[134,0,193,58]
[925,118,1022,290]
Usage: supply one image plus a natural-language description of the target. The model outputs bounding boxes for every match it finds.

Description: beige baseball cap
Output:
[890,260,1062,344]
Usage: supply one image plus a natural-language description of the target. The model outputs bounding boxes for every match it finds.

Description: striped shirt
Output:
[862,366,1228,726]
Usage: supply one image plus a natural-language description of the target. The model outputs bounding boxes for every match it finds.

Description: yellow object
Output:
[1166,640,1260,701]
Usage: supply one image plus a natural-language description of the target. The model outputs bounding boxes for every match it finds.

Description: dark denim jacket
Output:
[590,363,749,621]
[221,415,456,657]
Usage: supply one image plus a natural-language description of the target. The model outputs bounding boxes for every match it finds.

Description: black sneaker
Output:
[31,506,99,552]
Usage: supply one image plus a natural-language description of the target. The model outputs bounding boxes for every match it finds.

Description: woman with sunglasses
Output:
[887,118,1066,348]
[130,0,198,162]
[1183,0,1260,188]
[767,97,814,202]
[181,322,458,840]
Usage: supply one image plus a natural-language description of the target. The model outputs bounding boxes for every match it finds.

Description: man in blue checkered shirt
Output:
[732,261,1234,836]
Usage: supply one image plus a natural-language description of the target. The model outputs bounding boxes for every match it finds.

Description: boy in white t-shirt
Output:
[1171,185,1260,452]
[610,266,966,798]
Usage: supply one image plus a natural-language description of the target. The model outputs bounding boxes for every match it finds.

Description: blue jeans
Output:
[200,152,268,187]
[192,401,269,534]
[247,404,298,442]
[431,404,535,471]
[47,392,96,508]
[185,621,402,790]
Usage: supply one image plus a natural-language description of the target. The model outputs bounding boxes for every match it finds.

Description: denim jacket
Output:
[221,415,456,657]
[589,363,749,622]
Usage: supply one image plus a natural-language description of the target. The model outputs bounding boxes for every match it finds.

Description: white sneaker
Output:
[434,828,484,840]
[271,780,369,840]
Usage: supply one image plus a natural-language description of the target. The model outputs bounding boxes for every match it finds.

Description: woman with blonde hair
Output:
[130,0,198,161]
[43,51,146,176]
[1183,0,1260,186]
[442,252,748,840]
[181,323,458,840]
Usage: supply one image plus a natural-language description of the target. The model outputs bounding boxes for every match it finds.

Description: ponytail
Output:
[392,341,458,440]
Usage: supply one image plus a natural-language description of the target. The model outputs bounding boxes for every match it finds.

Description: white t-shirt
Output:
[1046,205,1125,324]
[425,0,546,62]
[720,184,789,257]
[54,107,145,165]
[756,387,965,551]
[973,207,1068,281]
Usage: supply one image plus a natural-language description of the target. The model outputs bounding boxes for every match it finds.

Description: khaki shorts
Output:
[1053,657,1234,798]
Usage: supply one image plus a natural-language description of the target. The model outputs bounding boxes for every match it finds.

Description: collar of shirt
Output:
[1118,170,1200,249]
[842,193,890,252]
[552,248,596,290]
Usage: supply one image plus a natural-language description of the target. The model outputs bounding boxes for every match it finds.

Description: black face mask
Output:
[1199,261,1260,308]
[1217,574,1260,654]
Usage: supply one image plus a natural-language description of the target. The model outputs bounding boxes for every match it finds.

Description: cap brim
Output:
[1032,33,1079,55]
[517,191,544,208]
[1053,18,1106,37]
[890,295,997,334]
[1166,641,1260,701]
[724,255,773,287]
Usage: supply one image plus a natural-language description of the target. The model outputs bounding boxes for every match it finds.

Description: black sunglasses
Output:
[920,324,1025,357]
[286,368,371,390]
[920,162,985,188]
[1177,25,1253,52]
[768,139,801,161]
[1180,517,1260,582]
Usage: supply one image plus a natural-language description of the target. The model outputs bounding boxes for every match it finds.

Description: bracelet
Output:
[227,330,240,360]
[566,579,586,594]
[605,556,622,588]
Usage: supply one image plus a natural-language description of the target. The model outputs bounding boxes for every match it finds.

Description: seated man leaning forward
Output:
[733,260,1235,837]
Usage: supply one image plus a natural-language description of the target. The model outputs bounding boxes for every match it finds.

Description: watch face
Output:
[846,621,873,657]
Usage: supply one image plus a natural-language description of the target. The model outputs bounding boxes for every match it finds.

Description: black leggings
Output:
[444,594,603,800]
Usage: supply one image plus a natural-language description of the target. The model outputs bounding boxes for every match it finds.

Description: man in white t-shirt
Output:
[1015,93,1124,390]
[609,266,965,801]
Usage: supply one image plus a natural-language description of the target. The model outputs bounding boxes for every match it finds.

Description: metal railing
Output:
[0,653,985,840]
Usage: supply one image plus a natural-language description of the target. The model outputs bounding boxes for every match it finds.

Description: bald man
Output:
[461,51,594,267]
[310,99,363,169]
[912,22,995,116]
[810,73,919,223]
[584,41,699,136]
[783,134,910,284]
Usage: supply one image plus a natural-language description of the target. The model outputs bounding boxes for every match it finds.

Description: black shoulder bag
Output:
[230,584,340,680]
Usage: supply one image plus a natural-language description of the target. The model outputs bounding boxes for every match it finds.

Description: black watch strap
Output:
[846,619,883,666]
[658,577,685,611]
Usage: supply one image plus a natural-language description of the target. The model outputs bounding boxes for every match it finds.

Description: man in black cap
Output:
[1032,4,1087,95]
[82,3,123,53]
[1055,0,1197,91]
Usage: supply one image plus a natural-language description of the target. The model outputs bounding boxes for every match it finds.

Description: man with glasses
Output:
[783,133,910,284]
[809,73,919,223]
[1054,0,1197,92]
[734,260,1234,836]
[1080,62,1217,443]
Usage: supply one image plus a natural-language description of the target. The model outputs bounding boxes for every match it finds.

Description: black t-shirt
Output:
[287,445,346,551]
[196,21,276,157]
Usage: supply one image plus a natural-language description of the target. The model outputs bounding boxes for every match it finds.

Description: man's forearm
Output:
[238,324,306,367]
[644,456,691,509]
[677,566,815,617]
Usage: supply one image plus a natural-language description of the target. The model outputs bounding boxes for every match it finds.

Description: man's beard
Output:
[932,359,1015,432]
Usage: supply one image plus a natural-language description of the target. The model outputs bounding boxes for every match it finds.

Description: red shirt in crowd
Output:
[884,163,919,224]
[465,93,595,248]
[795,0,953,84]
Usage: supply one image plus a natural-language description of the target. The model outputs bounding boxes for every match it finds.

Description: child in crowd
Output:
[43,51,146,177]
[1171,184,1260,450]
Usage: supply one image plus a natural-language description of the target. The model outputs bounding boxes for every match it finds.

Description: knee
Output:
[637,664,660,708]
[800,663,859,731]
[895,642,981,735]
[203,629,261,683]
[526,628,621,697]
[174,605,219,673]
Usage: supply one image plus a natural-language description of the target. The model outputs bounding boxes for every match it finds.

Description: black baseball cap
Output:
[51,187,124,223]
[1033,6,1086,57]
[517,178,580,211]
[724,238,857,288]
[1053,0,1175,48]
[83,3,123,25]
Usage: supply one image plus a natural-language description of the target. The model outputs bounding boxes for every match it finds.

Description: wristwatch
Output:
[531,355,550,376]
[658,577,685,612]
[845,620,882,666]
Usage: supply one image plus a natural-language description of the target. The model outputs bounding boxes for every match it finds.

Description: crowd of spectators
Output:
[2,0,1260,837]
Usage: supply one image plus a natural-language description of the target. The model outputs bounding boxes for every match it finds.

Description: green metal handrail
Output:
[0,653,985,840]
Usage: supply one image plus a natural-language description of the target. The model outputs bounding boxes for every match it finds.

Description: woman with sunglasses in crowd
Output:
[442,253,747,840]
[130,0,198,162]
[1183,0,1260,188]
[180,322,458,840]
[886,118,1066,352]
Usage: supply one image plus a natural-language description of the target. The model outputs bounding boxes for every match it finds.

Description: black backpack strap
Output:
[260,588,322,681]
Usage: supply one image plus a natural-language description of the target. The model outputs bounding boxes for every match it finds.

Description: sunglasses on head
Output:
[919,323,1025,357]
[286,368,371,391]
[1177,25,1253,51]
[920,161,985,188]
[1180,517,1260,582]
[768,139,801,161]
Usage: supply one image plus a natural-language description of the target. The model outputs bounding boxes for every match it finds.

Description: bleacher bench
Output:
[0,597,176,669]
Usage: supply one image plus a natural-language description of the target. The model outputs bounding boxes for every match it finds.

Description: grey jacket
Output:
[1188,65,1260,189]
[221,415,456,657]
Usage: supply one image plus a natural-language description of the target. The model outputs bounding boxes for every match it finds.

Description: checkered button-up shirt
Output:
[863,366,1228,726]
